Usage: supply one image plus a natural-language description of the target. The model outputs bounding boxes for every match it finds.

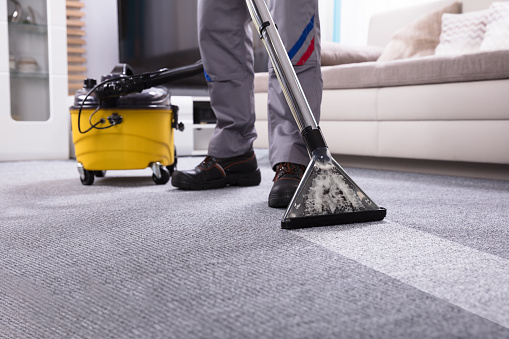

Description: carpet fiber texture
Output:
[1,149,509,339]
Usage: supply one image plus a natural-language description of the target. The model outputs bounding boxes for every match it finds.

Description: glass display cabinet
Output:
[0,0,69,160]
[7,0,50,121]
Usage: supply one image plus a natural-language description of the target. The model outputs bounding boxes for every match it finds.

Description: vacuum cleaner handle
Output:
[95,60,204,100]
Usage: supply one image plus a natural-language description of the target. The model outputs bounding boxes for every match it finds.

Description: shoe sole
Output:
[172,169,261,190]
[268,192,294,208]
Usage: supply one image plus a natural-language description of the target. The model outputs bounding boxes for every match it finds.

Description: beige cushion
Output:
[321,49,509,90]
[435,10,489,55]
[257,50,509,92]
[378,1,462,62]
[321,42,383,66]
[480,1,509,51]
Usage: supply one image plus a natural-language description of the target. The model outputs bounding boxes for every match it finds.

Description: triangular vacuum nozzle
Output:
[282,147,386,229]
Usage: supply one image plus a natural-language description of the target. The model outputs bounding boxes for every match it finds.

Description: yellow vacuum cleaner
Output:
[70,62,202,185]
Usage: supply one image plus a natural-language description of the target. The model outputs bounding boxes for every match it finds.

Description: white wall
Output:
[319,0,335,42]
[82,0,119,81]
[339,0,439,45]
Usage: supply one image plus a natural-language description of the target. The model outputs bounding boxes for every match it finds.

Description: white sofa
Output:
[253,0,509,169]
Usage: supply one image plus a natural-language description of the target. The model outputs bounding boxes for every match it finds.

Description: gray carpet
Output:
[1,149,509,339]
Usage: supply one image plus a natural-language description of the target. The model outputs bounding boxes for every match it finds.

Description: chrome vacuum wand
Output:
[246,0,320,142]
[246,0,386,228]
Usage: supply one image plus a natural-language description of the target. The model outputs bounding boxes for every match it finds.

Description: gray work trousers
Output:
[198,0,322,169]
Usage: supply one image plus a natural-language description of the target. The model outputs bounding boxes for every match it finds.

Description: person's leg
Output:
[267,0,323,207]
[199,0,256,158]
[171,0,261,190]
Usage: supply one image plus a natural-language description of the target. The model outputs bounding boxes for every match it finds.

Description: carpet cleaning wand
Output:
[246,0,386,229]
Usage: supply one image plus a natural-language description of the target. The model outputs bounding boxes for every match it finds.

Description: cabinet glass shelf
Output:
[8,22,48,34]
[10,71,50,79]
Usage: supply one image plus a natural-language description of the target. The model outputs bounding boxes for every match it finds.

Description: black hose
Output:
[95,60,204,100]
[149,60,204,87]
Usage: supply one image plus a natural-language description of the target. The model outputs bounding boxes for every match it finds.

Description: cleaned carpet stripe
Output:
[294,220,509,329]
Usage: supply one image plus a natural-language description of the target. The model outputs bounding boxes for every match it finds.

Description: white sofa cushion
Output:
[480,1,509,51]
[378,120,509,163]
[377,79,509,121]
[435,10,489,55]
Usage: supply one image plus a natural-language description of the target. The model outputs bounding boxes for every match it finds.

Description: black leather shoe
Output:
[268,162,306,208]
[171,150,261,190]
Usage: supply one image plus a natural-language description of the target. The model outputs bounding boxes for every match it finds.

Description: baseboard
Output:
[332,154,509,181]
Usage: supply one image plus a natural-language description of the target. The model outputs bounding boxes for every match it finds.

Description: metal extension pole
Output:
[246,0,318,134]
